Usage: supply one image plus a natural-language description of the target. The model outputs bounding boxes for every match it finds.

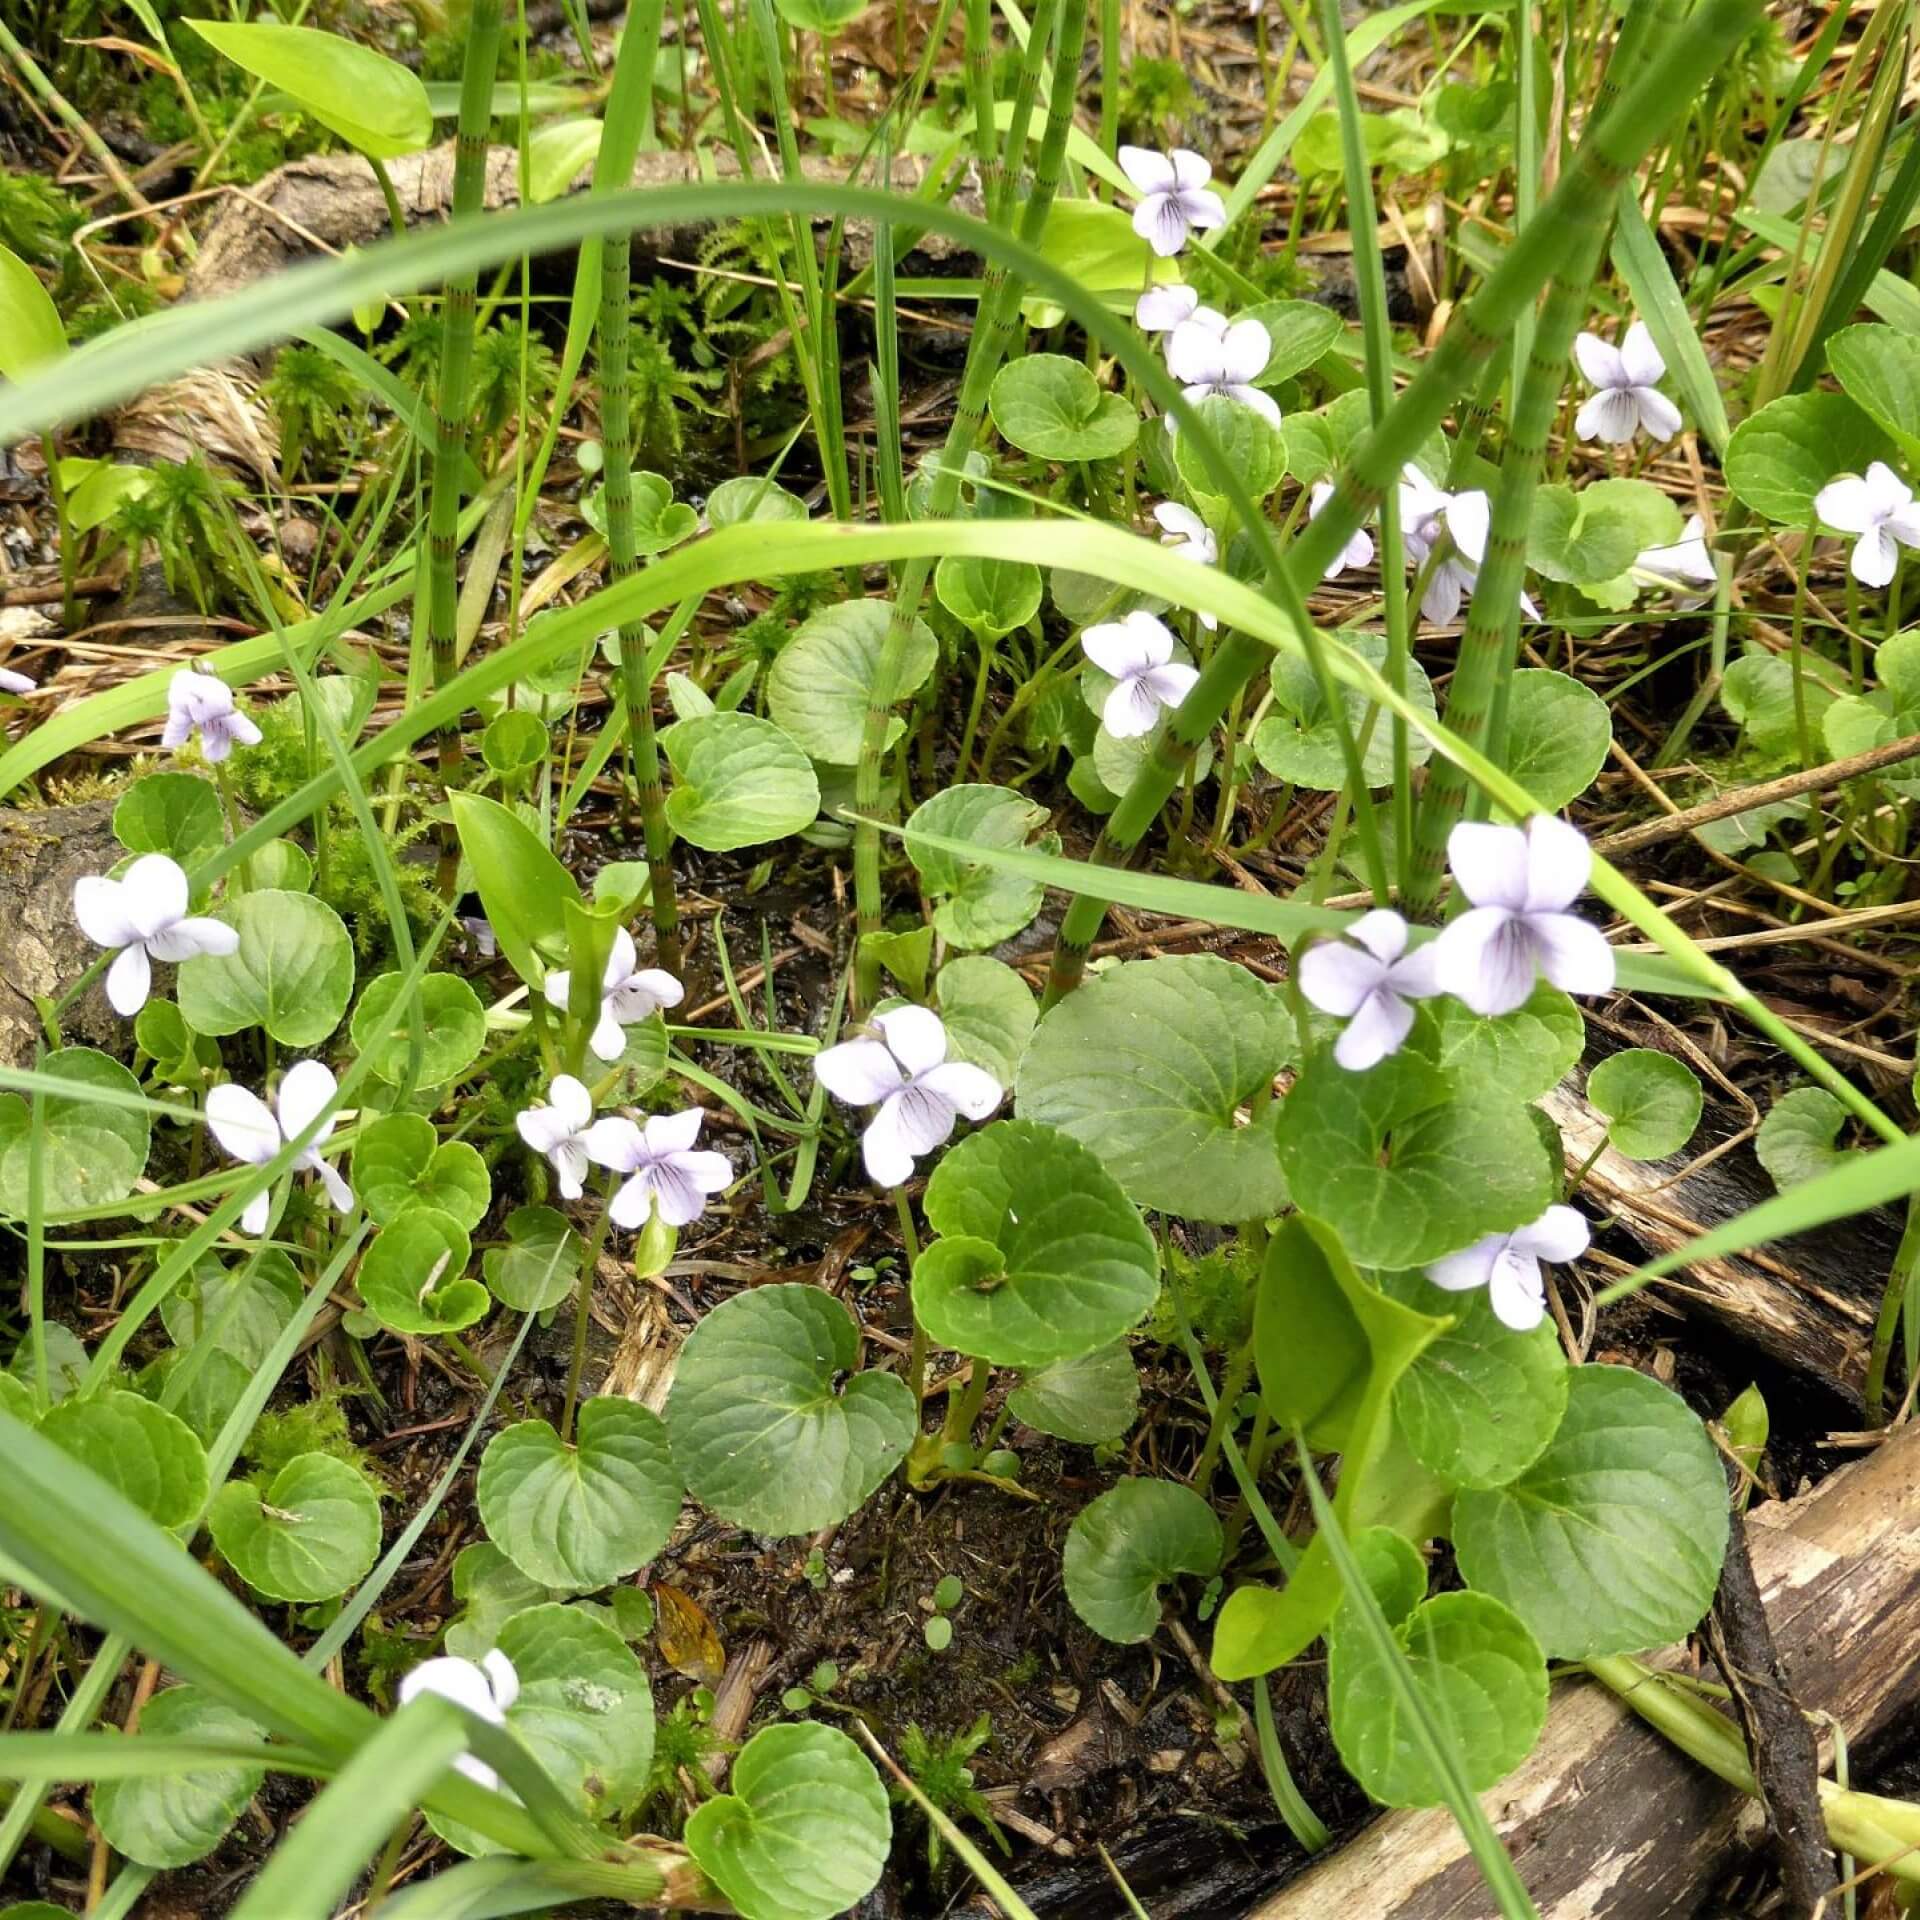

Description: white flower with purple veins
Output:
[814,1005,1003,1189]
[1080,610,1200,739]
[398,1651,520,1791]
[204,1059,352,1236]
[1309,481,1375,580]
[1427,1204,1590,1333]
[1632,513,1716,594]
[1135,285,1228,338]
[0,665,35,695]
[161,667,261,764]
[1431,815,1616,1018]
[460,915,498,959]
[1813,462,1920,589]
[516,1074,596,1200]
[1399,465,1491,626]
[1297,910,1441,1071]
[1166,318,1281,430]
[1119,147,1227,258]
[583,1107,731,1229]
[1573,322,1681,445]
[542,927,683,1063]
[73,852,240,1016]
[1153,501,1220,631]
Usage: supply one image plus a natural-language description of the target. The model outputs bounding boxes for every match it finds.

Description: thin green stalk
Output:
[561,1190,618,1445]
[1038,0,1760,1004]
[1864,1192,1920,1423]
[1098,0,1121,161]
[1255,1675,1331,1854]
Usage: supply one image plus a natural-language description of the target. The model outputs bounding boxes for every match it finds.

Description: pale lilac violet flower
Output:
[1135,286,1226,338]
[204,1059,352,1236]
[1431,816,1616,1017]
[813,1005,1002,1189]
[542,927,682,1063]
[1398,465,1538,626]
[460,915,499,959]
[0,666,34,695]
[1152,501,1220,631]
[582,1107,731,1229]
[1165,318,1280,430]
[1632,513,1716,595]
[398,1651,520,1791]
[161,666,261,764]
[1813,462,1920,589]
[73,852,239,1016]
[1573,322,1680,445]
[1309,481,1375,580]
[1297,910,1442,1071]
[1081,610,1200,738]
[1426,1204,1590,1332]
[1119,147,1227,257]
[515,1074,595,1200]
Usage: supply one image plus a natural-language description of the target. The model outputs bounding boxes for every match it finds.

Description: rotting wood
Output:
[1250,1413,1920,1919]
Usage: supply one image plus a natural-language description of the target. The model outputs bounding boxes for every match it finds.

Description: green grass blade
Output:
[0,1735,328,1781]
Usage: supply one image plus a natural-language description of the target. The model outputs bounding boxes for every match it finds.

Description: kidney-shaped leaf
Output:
[114,772,225,871]
[934,553,1043,638]
[662,711,820,851]
[0,1046,150,1216]
[352,1113,491,1230]
[666,1284,915,1534]
[209,1452,382,1602]
[989,354,1138,461]
[1827,322,1920,466]
[482,1205,583,1312]
[936,955,1038,1088]
[1255,632,1437,790]
[177,890,353,1047]
[767,600,938,765]
[1240,300,1342,386]
[905,784,1058,949]
[1756,1086,1857,1191]
[1502,668,1611,811]
[1586,1048,1702,1161]
[1725,390,1893,526]
[1063,1479,1223,1644]
[93,1686,265,1869]
[358,1207,487,1336]
[39,1389,208,1529]
[351,972,486,1089]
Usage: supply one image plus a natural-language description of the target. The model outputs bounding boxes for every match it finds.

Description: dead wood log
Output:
[1250,1415,1920,1920]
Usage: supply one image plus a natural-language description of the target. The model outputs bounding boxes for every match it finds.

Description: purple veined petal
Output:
[1386,937,1443,1000]
[206,1083,282,1165]
[105,940,152,1015]
[1332,988,1414,1072]
[1134,195,1193,258]
[1135,284,1199,332]
[550,1074,593,1133]
[147,915,239,963]
[1432,904,1538,1016]
[1850,525,1900,589]
[1513,1202,1590,1265]
[1139,661,1199,711]
[1419,560,1464,626]
[516,1101,577,1156]
[1529,910,1616,998]
[1444,490,1491,567]
[587,1005,627,1062]
[643,1107,706,1157]
[276,1059,340,1146]
[73,874,139,949]
[541,967,573,1013]
[549,1137,590,1200]
[1446,820,1532,911]
[1118,145,1177,197]
[674,1148,734,1196]
[1103,673,1165,739]
[1633,387,1682,442]
[582,1115,647,1172]
[814,1035,907,1105]
[607,1165,663,1230]
[883,1081,959,1159]
[601,926,639,990]
[1425,1232,1503,1294]
[1177,187,1227,233]
[874,1003,948,1076]
[1813,473,1879,535]
[198,718,236,765]
[481,1650,519,1711]
[119,854,190,940]
[1227,384,1283,430]
[1219,318,1272,384]
[919,1060,1003,1121]
[239,1187,273,1238]
[1887,501,1920,550]
[860,1101,921,1188]
[1167,148,1213,192]
[1619,320,1666,388]
[1164,321,1224,387]
[1347,907,1409,966]
[1296,937,1387,1019]
[1575,387,1641,445]
[1081,614,1158,680]
[1519,813,1592,913]
[645,1157,710,1227]
[1486,1249,1547,1331]
[1573,331,1625,390]
[313,1158,354,1212]
[608,968,682,1022]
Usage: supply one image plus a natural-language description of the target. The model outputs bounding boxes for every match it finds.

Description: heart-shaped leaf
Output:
[442,1541,569,1661]
[707,475,808,526]
[177,890,354,1047]
[989,354,1138,460]
[905,784,1058,949]
[1424,984,1583,1101]
[1063,1480,1223,1643]
[1008,1341,1140,1444]
[935,955,1037,1087]
[114,772,225,870]
[1756,1085,1857,1191]
[1526,479,1676,586]
[1586,1048,1702,1160]
[161,1252,300,1368]
[1254,632,1437,789]
[1722,650,1840,759]
[39,1390,208,1528]
[358,1207,487,1335]
[934,554,1042,638]
[483,709,549,779]
[1502,668,1612,810]
[185,20,432,157]
[767,600,938,765]
[1725,390,1893,525]
[1452,1364,1729,1658]
[1827,322,1920,465]
[352,1113,490,1230]
[916,1120,1158,1368]
[1175,393,1287,505]
[350,973,487,1089]
[666,1284,916,1535]
[661,711,820,851]
[1240,300,1343,386]
[209,1452,382,1602]
[482,1205,583,1312]
[1017,955,1296,1223]
[92,1686,265,1868]
[686,1723,891,1920]
[0,1046,150,1215]
[477,1399,681,1590]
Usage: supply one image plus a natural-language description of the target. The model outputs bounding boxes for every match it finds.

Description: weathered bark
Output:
[1250,1416,1920,1919]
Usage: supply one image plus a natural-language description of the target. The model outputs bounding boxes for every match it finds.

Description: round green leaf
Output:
[1008,1341,1140,1444]
[1240,300,1342,386]
[1725,390,1893,525]
[916,1120,1158,1368]
[177,890,354,1047]
[1756,1086,1855,1191]
[767,600,938,765]
[1017,955,1295,1223]
[185,20,432,157]
[934,554,1042,638]
[248,839,313,892]
[1526,480,1675,586]
[1273,1051,1555,1271]
[113,773,225,870]
[1827,322,1920,465]
[1424,983,1583,1101]
[1175,393,1286,504]
[1501,668,1612,810]
[93,1687,265,1869]
[1328,1591,1548,1808]
[0,241,64,381]
[482,1205,583,1312]
[1452,1364,1730,1658]
[0,1046,150,1215]
[666,1284,916,1535]
[351,972,487,1089]
[161,1252,300,1368]
[444,1541,569,1663]
[989,354,1138,460]
[357,1207,487,1334]
[1722,650,1839,759]
[685,1723,890,1920]
[935,955,1037,1087]
[39,1390,208,1528]
[481,708,549,776]
[1063,1480,1223,1643]
[477,1400,681,1590]
[905,784,1058,948]
[353,1113,491,1229]
[209,1452,382,1602]
[1586,1048,1702,1160]
[7,1323,87,1404]
[707,475,808,526]
[1254,633,1437,789]
[661,710,820,851]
